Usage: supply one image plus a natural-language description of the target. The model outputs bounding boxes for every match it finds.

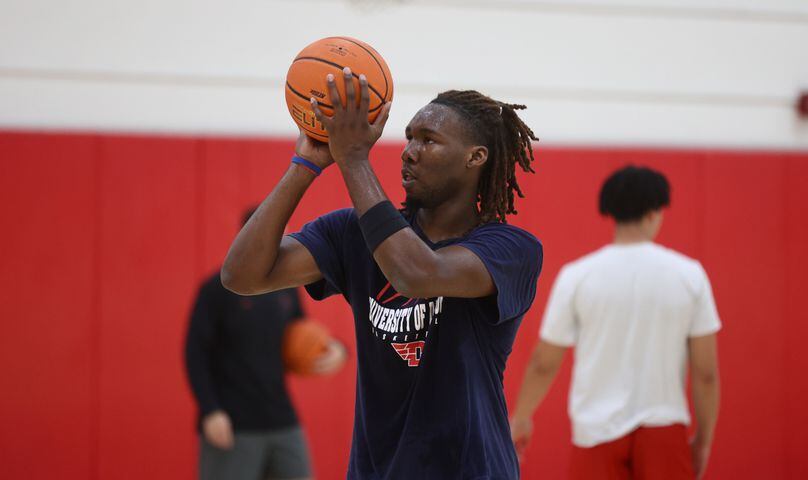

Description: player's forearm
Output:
[512,360,559,421]
[221,164,314,294]
[691,372,720,445]
[337,156,389,214]
[338,158,448,298]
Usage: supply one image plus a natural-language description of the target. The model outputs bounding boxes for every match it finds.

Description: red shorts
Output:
[570,424,694,480]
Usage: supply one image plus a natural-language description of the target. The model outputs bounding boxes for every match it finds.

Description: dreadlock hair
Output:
[430,90,538,224]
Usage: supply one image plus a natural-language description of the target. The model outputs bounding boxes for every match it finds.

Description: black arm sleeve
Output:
[184,277,222,417]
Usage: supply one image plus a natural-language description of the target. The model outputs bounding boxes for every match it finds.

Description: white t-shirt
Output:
[540,242,721,447]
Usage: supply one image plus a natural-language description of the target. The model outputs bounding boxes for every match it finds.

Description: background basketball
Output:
[285,36,394,142]
[282,319,332,375]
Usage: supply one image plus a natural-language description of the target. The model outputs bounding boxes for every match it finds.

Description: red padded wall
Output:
[0,134,98,479]
[701,154,788,477]
[785,157,808,479]
[1,131,807,479]
[95,136,199,479]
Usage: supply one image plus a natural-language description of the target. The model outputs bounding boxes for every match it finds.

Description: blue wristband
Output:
[291,156,322,177]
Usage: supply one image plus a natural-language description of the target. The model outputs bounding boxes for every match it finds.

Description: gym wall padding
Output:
[1,131,806,479]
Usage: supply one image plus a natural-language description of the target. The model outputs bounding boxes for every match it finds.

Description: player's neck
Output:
[613,223,655,244]
[417,198,480,243]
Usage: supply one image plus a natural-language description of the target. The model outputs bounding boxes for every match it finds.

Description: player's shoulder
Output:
[198,270,230,300]
[470,221,542,248]
[648,243,704,274]
[313,207,360,231]
[322,207,358,222]
[563,244,613,270]
[204,270,225,290]
[461,222,542,273]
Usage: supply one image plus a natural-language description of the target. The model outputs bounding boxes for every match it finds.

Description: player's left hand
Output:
[310,67,391,166]
[295,128,334,170]
[312,339,348,375]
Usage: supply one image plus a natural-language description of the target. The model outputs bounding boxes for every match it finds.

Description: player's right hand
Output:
[295,128,335,170]
[203,410,235,450]
[309,68,391,166]
[510,416,533,460]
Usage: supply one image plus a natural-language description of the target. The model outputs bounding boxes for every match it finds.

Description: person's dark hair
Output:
[599,165,670,222]
[242,205,258,227]
[429,90,538,224]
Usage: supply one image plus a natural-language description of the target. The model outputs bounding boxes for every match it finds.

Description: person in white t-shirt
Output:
[511,165,721,480]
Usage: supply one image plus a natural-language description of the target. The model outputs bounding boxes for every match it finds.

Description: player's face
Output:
[401,104,483,209]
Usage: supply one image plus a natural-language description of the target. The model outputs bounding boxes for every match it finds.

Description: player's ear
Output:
[467,145,488,169]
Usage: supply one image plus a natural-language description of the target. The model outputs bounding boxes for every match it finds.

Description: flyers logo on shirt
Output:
[391,341,425,367]
[368,282,444,367]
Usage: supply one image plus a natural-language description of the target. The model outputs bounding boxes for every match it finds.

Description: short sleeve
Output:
[539,266,578,347]
[689,263,722,337]
[457,224,542,324]
[289,208,355,301]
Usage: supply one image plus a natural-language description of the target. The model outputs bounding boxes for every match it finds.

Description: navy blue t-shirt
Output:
[291,208,542,480]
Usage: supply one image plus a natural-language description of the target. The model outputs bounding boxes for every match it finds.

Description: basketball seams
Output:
[286,82,334,110]
[286,82,384,115]
[291,56,385,107]
[333,36,390,100]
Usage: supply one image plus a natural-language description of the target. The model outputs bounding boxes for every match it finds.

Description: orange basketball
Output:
[285,36,394,142]
[282,319,331,375]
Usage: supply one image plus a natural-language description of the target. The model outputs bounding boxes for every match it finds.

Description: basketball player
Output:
[510,166,721,479]
[185,207,345,480]
[221,68,542,479]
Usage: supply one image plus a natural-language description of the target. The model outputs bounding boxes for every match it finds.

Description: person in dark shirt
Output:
[186,211,346,480]
[221,70,543,480]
